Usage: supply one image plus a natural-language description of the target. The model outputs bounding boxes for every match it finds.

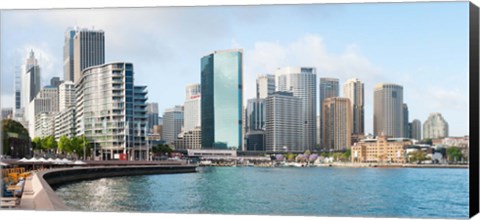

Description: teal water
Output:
[54,167,469,218]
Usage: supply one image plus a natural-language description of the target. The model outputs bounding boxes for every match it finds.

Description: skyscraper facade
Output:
[319,78,339,147]
[50,77,63,88]
[73,28,105,83]
[184,84,201,132]
[373,83,404,138]
[162,105,184,144]
[322,97,352,152]
[403,104,409,138]
[343,78,364,136]
[58,81,76,112]
[265,92,302,152]
[423,113,449,139]
[21,50,41,121]
[75,62,146,160]
[146,102,159,133]
[410,119,422,141]
[256,74,275,99]
[201,49,243,149]
[275,67,317,151]
[64,28,77,82]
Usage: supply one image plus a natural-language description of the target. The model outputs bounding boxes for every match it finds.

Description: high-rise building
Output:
[275,67,317,151]
[403,104,409,138]
[423,113,449,139]
[184,84,201,132]
[73,28,105,83]
[64,28,77,82]
[146,103,159,133]
[319,78,339,147]
[50,77,63,88]
[21,50,41,122]
[36,86,59,113]
[245,98,266,151]
[58,81,76,112]
[322,97,352,152]
[201,49,243,149]
[54,107,76,140]
[373,83,404,138]
[14,66,21,111]
[28,98,51,137]
[265,91,302,152]
[162,105,184,144]
[343,78,364,137]
[75,62,147,160]
[174,127,202,150]
[256,74,275,99]
[410,119,422,141]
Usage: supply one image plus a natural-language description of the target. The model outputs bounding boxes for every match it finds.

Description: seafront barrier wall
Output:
[20,165,197,210]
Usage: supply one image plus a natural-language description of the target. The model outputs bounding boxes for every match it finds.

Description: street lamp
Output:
[30,147,33,158]
[10,146,14,159]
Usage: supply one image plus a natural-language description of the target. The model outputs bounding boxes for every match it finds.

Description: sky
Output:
[0,2,470,136]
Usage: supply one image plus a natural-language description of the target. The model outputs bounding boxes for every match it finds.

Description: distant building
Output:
[246,130,265,151]
[50,77,63,87]
[403,104,409,138]
[373,83,404,138]
[319,77,339,147]
[21,50,41,125]
[265,92,302,152]
[147,102,159,133]
[423,113,449,139]
[173,127,202,150]
[36,86,59,113]
[73,28,105,83]
[256,74,275,99]
[2,108,13,120]
[64,28,77,82]
[201,49,243,149]
[351,135,412,163]
[54,106,76,140]
[343,78,364,139]
[162,105,184,144]
[410,119,422,141]
[58,81,76,112]
[28,98,52,138]
[276,67,317,151]
[322,97,352,152]
[184,84,201,132]
[34,112,55,138]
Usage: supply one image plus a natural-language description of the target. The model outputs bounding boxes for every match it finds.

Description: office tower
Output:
[410,119,422,141]
[34,112,55,138]
[14,66,21,111]
[73,28,105,83]
[75,62,147,160]
[54,107,76,140]
[174,127,202,150]
[265,91,302,152]
[201,49,243,149]
[147,103,159,133]
[162,105,184,144]
[403,104,409,138]
[58,81,75,112]
[423,113,449,139]
[36,86,59,113]
[64,28,77,82]
[373,83,404,138]
[184,83,201,132]
[343,78,364,136]
[21,50,41,121]
[319,78,339,147]
[245,98,266,151]
[275,67,317,151]
[256,74,275,99]
[50,77,63,87]
[322,97,352,152]
[27,98,52,137]
[1,108,13,119]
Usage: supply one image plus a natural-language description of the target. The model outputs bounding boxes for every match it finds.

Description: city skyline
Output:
[0,2,469,136]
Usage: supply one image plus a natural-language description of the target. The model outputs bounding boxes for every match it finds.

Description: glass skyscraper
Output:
[201,49,243,149]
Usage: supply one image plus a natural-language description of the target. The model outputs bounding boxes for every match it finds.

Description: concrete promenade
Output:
[17,164,197,211]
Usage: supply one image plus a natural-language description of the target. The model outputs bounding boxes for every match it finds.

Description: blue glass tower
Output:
[201,49,243,149]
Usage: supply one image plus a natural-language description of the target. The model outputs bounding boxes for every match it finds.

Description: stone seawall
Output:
[19,165,197,211]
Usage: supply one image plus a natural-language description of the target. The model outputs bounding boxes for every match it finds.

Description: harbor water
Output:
[54,167,469,218]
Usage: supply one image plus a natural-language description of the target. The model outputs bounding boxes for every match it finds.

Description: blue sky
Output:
[0,2,469,136]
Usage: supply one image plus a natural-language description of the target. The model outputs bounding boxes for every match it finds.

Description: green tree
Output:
[446,147,463,163]
[70,135,90,159]
[42,136,57,152]
[421,138,433,145]
[343,149,351,161]
[2,119,31,156]
[408,150,427,163]
[152,144,173,156]
[32,137,43,151]
[286,153,296,162]
[58,135,72,154]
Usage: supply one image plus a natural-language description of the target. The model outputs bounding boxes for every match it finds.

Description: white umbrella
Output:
[0,161,9,166]
[18,158,28,162]
[47,158,55,162]
[73,160,86,165]
[61,158,73,164]
[38,158,47,162]
[27,157,39,163]
[53,158,62,164]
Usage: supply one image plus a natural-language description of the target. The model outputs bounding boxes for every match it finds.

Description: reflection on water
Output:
[54,167,469,218]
